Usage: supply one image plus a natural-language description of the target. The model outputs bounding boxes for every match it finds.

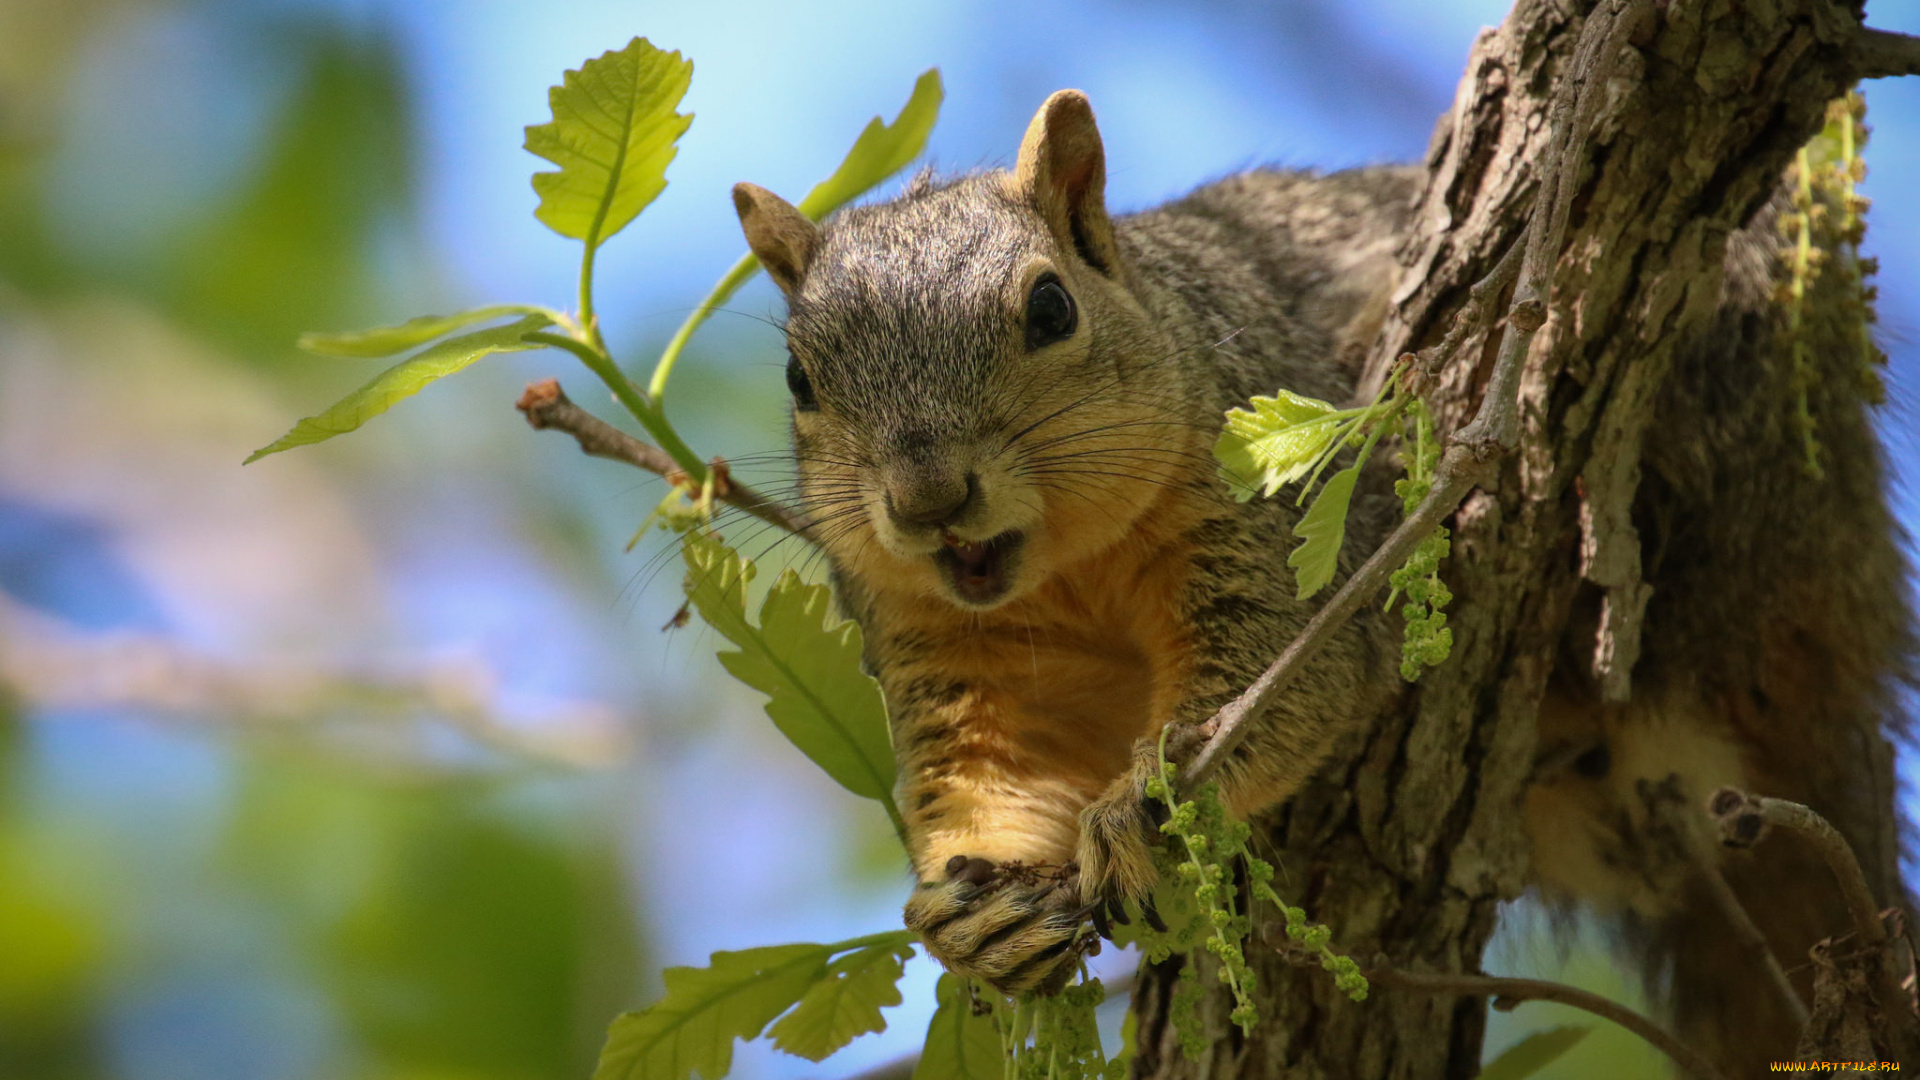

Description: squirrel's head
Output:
[733,91,1194,610]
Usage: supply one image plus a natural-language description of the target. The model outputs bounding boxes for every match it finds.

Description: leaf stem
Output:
[824,928,917,955]
[649,252,762,403]
[579,242,600,350]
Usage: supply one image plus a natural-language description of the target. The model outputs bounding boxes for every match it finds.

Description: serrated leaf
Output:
[795,69,943,220]
[594,943,833,1080]
[912,975,1003,1080]
[246,314,552,463]
[1476,1026,1591,1080]
[768,939,913,1061]
[525,38,693,248]
[297,306,541,357]
[1287,463,1359,600]
[1214,390,1344,502]
[680,535,899,823]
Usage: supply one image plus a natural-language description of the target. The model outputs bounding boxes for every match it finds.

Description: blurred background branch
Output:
[0,594,632,770]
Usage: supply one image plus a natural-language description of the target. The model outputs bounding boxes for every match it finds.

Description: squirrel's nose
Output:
[887,472,978,528]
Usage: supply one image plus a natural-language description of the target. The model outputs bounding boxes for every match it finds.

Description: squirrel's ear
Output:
[1013,90,1119,275]
[732,183,817,297]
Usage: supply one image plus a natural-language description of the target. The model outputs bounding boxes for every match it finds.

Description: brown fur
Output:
[736,91,1408,991]
[734,88,1913,1055]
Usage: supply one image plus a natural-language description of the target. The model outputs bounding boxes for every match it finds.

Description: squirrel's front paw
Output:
[903,857,1086,995]
[1076,747,1171,920]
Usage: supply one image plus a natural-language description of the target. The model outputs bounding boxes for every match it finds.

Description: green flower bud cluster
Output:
[999,979,1126,1080]
[1138,730,1368,1050]
[1389,400,1452,681]
[1778,91,1888,480]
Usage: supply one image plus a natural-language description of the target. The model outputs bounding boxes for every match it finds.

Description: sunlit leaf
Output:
[1214,390,1344,502]
[245,314,551,462]
[594,943,833,1080]
[767,938,914,1061]
[796,69,943,221]
[525,38,693,248]
[912,975,1003,1080]
[1287,463,1359,600]
[298,306,542,357]
[1477,1026,1592,1080]
[680,534,899,825]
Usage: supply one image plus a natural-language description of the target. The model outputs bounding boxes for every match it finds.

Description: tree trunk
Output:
[1129,1,1893,1077]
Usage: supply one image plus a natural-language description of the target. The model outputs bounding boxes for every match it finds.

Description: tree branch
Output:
[1856,27,1920,80]
[1183,0,1649,788]
[515,379,811,538]
[1358,963,1729,1080]
[0,595,629,769]
[1711,788,1915,1053]
[1710,789,1892,958]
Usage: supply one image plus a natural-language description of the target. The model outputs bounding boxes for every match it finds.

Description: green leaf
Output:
[246,314,552,463]
[768,939,914,1061]
[795,68,943,220]
[298,306,542,357]
[912,975,1003,1080]
[681,534,900,828]
[525,37,693,248]
[1214,390,1344,502]
[1287,464,1359,600]
[594,943,833,1080]
[1477,1026,1592,1080]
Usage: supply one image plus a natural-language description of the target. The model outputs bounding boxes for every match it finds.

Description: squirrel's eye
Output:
[786,352,818,411]
[1025,273,1077,350]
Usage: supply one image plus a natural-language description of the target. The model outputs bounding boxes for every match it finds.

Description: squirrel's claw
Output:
[1088,898,1113,941]
[904,866,1086,995]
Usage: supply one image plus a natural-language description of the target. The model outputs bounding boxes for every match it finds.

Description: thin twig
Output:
[1412,236,1523,377]
[1640,776,1808,1026]
[1856,27,1920,80]
[1360,964,1730,1080]
[1181,440,1491,784]
[515,379,811,537]
[1710,788,1915,1051]
[1710,790,1888,956]
[1183,0,1647,787]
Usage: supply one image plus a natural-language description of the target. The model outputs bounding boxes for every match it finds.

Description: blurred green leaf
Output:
[595,943,833,1080]
[299,306,543,357]
[680,534,900,835]
[1214,390,1344,502]
[913,974,1002,1080]
[768,939,914,1061]
[1288,463,1358,600]
[1478,1026,1592,1080]
[224,753,641,1080]
[796,69,944,220]
[173,27,416,354]
[525,38,693,249]
[246,313,551,462]
[0,835,106,1036]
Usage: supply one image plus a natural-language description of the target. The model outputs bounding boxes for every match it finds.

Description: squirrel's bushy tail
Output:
[1526,188,1914,1071]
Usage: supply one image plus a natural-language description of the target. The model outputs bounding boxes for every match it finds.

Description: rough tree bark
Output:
[1130,2,1903,1077]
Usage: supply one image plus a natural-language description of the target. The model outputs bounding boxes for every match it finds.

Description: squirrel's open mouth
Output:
[936,530,1023,606]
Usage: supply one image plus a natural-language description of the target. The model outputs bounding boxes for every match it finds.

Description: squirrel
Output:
[731,90,1912,1064]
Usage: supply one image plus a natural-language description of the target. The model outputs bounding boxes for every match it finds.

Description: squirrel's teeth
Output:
[943,532,978,553]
